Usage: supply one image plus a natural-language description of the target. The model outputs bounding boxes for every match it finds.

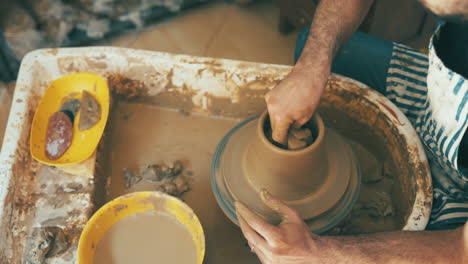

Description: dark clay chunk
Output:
[45,111,73,160]
[26,226,70,264]
[78,91,101,131]
[59,98,81,122]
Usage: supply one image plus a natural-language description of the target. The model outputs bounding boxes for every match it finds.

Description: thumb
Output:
[260,189,302,224]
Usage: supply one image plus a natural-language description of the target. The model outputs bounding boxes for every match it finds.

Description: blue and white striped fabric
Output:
[385,25,468,229]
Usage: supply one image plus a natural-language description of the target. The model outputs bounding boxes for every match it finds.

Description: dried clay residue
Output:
[107,74,147,99]
[327,140,397,235]
[26,226,70,264]
[123,160,192,198]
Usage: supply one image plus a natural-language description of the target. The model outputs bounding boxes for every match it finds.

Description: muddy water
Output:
[103,102,398,263]
[93,211,197,264]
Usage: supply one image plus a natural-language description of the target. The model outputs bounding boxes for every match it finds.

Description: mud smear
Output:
[123,160,191,198]
[26,226,70,264]
[319,105,400,235]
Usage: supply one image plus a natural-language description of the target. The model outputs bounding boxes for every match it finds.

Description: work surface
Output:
[105,102,259,263]
[101,102,400,263]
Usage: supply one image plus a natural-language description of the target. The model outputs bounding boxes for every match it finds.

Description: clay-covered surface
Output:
[318,80,432,234]
[0,48,431,263]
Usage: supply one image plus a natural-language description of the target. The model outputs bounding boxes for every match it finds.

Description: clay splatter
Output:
[123,160,191,197]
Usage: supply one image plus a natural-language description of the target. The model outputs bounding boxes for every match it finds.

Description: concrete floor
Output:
[109,1,298,65]
[1,2,298,151]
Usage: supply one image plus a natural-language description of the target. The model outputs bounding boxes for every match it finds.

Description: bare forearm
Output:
[297,0,374,69]
[321,225,468,264]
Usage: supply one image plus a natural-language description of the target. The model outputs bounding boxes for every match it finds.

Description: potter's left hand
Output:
[235,190,327,264]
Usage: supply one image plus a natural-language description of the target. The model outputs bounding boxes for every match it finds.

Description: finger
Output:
[235,201,280,242]
[237,213,269,252]
[260,189,303,224]
[292,116,310,129]
[255,248,271,264]
[248,238,271,263]
[271,118,290,145]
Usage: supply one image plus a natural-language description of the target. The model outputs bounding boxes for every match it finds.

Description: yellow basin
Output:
[30,72,109,166]
[78,191,205,264]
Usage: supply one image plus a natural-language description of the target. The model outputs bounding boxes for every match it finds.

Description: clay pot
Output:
[212,109,359,229]
[244,112,328,201]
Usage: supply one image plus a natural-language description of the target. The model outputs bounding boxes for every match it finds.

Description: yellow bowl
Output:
[30,72,110,166]
[78,192,205,264]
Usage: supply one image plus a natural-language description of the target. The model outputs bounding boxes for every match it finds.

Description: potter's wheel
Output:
[211,114,360,234]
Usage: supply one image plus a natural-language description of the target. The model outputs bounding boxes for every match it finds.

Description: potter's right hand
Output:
[266,67,328,145]
[235,190,329,264]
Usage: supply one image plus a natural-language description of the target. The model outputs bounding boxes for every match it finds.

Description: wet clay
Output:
[222,112,357,224]
[59,98,81,122]
[287,127,313,150]
[123,160,191,197]
[93,211,197,264]
[264,116,314,150]
[45,111,73,160]
[78,91,101,131]
[263,114,317,150]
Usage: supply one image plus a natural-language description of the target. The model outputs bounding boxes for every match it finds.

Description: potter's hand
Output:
[236,192,468,264]
[235,190,323,264]
[265,67,328,145]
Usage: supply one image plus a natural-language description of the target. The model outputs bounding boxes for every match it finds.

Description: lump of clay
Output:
[124,160,190,197]
[140,165,163,183]
[123,168,142,189]
[141,160,184,183]
[287,127,314,150]
[363,191,394,218]
[78,91,101,131]
[157,182,178,196]
[45,111,73,160]
[26,226,70,264]
[59,98,81,122]
[349,141,383,183]
[264,121,315,150]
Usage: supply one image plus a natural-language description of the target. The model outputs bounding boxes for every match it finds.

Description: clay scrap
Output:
[123,160,191,197]
[26,226,70,264]
[44,90,103,160]
[78,90,101,131]
[287,127,314,150]
[45,111,73,160]
[264,116,315,150]
[59,98,81,122]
